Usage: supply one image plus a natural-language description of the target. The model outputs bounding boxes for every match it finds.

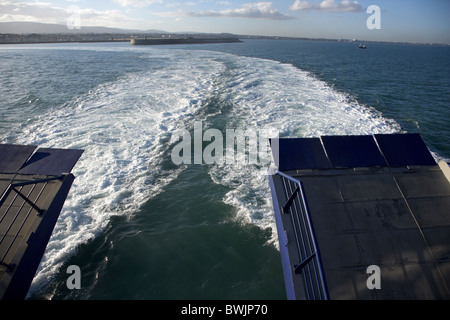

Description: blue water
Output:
[0,39,448,299]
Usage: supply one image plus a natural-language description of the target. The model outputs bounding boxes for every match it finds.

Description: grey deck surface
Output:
[0,144,82,299]
[270,134,450,299]
[18,148,84,175]
[0,145,37,174]
[290,166,449,299]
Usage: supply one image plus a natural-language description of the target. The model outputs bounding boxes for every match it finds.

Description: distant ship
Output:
[358,43,367,49]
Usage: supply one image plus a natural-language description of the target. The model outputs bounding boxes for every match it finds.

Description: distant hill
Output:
[0,21,167,34]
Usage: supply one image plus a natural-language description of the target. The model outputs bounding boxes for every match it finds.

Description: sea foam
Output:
[8,46,401,292]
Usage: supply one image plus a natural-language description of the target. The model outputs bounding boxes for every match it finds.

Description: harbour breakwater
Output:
[130,37,242,45]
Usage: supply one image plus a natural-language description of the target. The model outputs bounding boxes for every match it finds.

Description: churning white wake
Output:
[7,46,401,292]
[205,54,401,245]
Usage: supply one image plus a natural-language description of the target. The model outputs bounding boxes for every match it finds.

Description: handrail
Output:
[0,176,64,215]
[0,175,63,272]
[276,170,329,300]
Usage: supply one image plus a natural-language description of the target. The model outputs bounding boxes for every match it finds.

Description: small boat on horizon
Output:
[358,43,367,49]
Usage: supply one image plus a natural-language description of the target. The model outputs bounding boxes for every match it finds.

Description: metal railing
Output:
[277,170,329,300]
[0,175,63,272]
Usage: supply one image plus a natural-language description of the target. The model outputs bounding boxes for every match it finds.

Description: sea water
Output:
[0,39,448,299]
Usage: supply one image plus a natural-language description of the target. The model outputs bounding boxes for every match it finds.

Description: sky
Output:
[1,0,449,44]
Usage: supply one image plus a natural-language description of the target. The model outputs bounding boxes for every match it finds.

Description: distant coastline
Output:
[0,32,242,45]
[0,33,142,45]
[0,32,448,47]
[0,21,448,46]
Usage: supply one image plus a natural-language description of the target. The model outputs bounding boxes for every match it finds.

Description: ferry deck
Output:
[0,144,83,300]
[269,133,450,299]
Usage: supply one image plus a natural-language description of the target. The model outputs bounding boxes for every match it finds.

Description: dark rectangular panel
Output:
[270,138,331,171]
[18,148,84,175]
[0,144,37,173]
[374,133,436,167]
[321,135,387,168]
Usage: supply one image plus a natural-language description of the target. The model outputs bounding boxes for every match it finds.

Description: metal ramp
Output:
[0,144,83,300]
[269,133,450,299]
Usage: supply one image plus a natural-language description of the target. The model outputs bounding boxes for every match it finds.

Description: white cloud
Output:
[0,2,66,24]
[0,1,133,27]
[290,0,363,12]
[289,0,314,11]
[185,2,294,20]
[113,0,163,8]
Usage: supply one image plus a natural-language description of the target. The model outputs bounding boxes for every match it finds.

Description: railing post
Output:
[275,171,329,300]
[282,185,300,213]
